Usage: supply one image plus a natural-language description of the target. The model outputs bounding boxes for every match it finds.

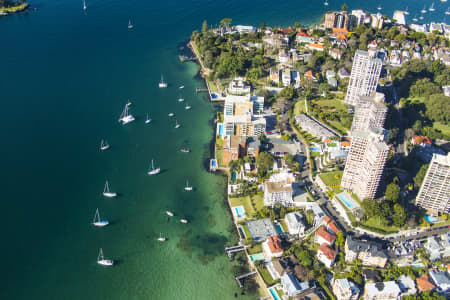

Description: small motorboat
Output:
[180,219,188,224]
[179,85,184,89]
[168,113,174,117]
[166,211,174,217]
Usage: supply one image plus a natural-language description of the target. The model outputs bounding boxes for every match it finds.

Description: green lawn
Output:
[229,194,264,218]
[247,243,263,255]
[362,217,399,233]
[319,171,343,186]
[312,98,347,111]
[433,121,450,135]
[216,148,224,167]
[294,100,307,115]
[328,120,349,134]
[257,266,277,286]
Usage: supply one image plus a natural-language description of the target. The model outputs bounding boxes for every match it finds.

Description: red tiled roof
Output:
[296,32,311,37]
[308,43,324,49]
[333,28,349,36]
[341,141,351,147]
[318,243,336,260]
[267,236,283,253]
[416,273,436,291]
[305,70,314,78]
[413,136,432,145]
[324,139,332,143]
[278,27,295,34]
[328,221,341,235]
[316,226,336,244]
[323,216,332,224]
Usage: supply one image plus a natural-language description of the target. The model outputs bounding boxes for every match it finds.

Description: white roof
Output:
[365,281,400,298]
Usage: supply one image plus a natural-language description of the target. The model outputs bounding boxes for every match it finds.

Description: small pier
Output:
[235,271,257,288]
[196,88,209,93]
[225,245,245,258]
[179,55,198,63]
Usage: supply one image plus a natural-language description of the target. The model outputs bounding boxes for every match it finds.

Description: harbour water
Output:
[0,0,442,299]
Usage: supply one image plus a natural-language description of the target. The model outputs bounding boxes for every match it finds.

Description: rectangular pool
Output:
[218,124,223,136]
[337,192,359,210]
[249,253,265,261]
[234,206,246,218]
[269,287,281,300]
[275,224,283,234]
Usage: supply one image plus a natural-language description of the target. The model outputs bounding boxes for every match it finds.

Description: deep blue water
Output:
[0,0,443,299]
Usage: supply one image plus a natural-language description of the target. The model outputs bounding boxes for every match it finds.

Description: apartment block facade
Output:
[222,95,265,137]
[351,92,387,131]
[416,153,450,215]
[345,50,382,106]
[341,127,389,200]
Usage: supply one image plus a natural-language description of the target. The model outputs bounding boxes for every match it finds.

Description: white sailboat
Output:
[179,85,184,89]
[92,208,109,227]
[420,14,424,20]
[157,233,166,242]
[168,113,174,117]
[324,1,328,6]
[442,0,448,3]
[100,139,110,151]
[147,159,161,175]
[446,8,450,15]
[180,148,190,153]
[404,7,409,15]
[174,120,180,129]
[145,114,152,124]
[377,5,382,11]
[180,219,188,224]
[82,0,87,10]
[412,14,418,22]
[118,103,135,125]
[159,75,168,88]
[128,19,133,29]
[103,180,117,198]
[178,94,184,102]
[185,103,191,110]
[421,6,427,14]
[97,248,114,266]
[184,180,193,191]
[166,211,174,217]
[429,2,436,11]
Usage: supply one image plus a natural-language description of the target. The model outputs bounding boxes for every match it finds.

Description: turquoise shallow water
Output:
[0,0,440,299]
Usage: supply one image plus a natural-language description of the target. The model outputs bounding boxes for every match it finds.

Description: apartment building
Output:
[341,127,389,200]
[222,95,265,138]
[264,181,293,207]
[345,236,388,268]
[415,153,450,215]
[345,50,382,106]
[364,282,401,300]
[351,92,387,131]
[332,278,360,300]
[324,11,351,30]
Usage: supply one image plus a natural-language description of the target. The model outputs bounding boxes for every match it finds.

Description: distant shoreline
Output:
[0,3,29,15]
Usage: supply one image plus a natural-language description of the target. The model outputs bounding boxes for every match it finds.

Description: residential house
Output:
[328,77,338,89]
[443,85,450,97]
[267,255,299,279]
[317,243,337,268]
[262,235,284,259]
[270,68,280,84]
[315,226,336,246]
[308,43,324,52]
[363,269,381,283]
[279,49,290,64]
[364,281,401,300]
[235,25,255,33]
[280,273,314,297]
[345,236,387,267]
[326,70,337,80]
[416,273,436,292]
[304,70,317,81]
[338,67,350,79]
[246,137,260,158]
[424,236,443,261]
[282,68,292,87]
[429,269,450,293]
[296,32,315,44]
[222,136,246,166]
[267,137,302,157]
[322,216,341,235]
[228,77,251,95]
[332,278,360,300]
[397,275,417,297]
[285,212,306,236]
[412,135,432,147]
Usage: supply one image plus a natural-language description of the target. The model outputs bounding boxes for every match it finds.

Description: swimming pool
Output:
[275,224,283,234]
[269,287,281,300]
[218,124,223,136]
[234,206,246,218]
[249,253,265,261]
[337,192,359,210]
[231,172,237,183]
[310,147,320,152]
[211,159,217,167]
[425,215,438,223]
[211,93,217,99]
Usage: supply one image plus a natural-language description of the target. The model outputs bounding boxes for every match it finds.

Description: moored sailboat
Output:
[145,114,152,124]
[166,211,174,217]
[148,159,161,175]
[157,233,166,242]
[100,139,110,151]
[180,219,188,224]
[92,208,109,227]
[97,248,114,266]
[174,120,180,129]
[118,103,135,125]
[128,19,133,29]
[159,75,168,88]
[184,180,193,191]
[103,180,117,198]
